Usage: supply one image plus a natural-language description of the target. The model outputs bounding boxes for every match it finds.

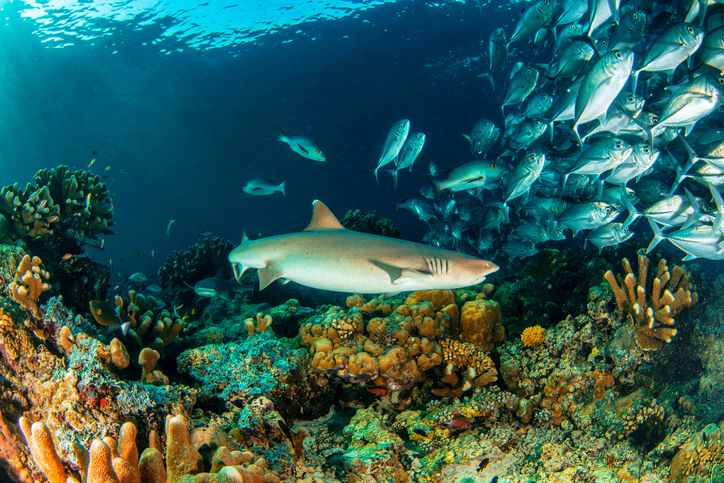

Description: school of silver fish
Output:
[393,0,723,262]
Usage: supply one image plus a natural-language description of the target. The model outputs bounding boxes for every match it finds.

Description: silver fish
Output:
[587,0,620,38]
[588,221,634,249]
[523,93,553,118]
[391,132,426,187]
[609,7,647,50]
[501,239,539,259]
[463,120,500,157]
[397,198,436,224]
[374,119,410,183]
[509,0,557,46]
[631,23,704,93]
[563,137,633,188]
[697,25,724,71]
[277,129,326,162]
[555,0,588,28]
[507,118,548,152]
[573,50,634,143]
[548,41,595,81]
[479,28,507,90]
[605,143,659,185]
[558,201,620,235]
[504,151,546,204]
[502,65,539,115]
[649,76,720,140]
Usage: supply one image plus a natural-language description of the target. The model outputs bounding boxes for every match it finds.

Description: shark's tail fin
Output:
[277,127,288,143]
[279,181,286,196]
[646,218,667,254]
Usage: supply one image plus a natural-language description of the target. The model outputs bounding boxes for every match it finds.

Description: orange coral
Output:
[521,325,545,348]
[9,254,50,317]
[604,250,697,350]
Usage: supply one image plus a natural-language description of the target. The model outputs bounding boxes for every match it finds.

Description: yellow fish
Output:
[88,158,96,168]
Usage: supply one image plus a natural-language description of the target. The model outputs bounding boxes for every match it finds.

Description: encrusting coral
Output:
[9,255,51,317]
[604,250,697,350]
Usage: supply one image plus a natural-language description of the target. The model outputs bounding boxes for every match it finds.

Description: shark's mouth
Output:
[231,263,247,283]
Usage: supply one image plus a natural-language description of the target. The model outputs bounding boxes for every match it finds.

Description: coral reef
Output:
[604,250,697,350]
[0,168,720,483]
[9,255,50,318]
[0,166,113,245]
[340,208,400,237]
[158,236,233,289]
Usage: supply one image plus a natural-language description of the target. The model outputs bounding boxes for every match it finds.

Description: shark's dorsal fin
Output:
[305,200,345,231]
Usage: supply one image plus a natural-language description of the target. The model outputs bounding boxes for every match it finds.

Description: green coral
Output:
[0,165,112,243]
[341,208,400,237]
[158,235,233,288]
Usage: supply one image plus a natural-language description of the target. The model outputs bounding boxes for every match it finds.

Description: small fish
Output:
[572,50,634,143]
[150,249,156,258]
[558,201,620,235]
[478,28,507,90]
[62,253,73,260]
[431,161,506,193]
[277,128,326,162]
[104,165,111,171]
[631,23,704,93]
[397,198,436,224]
[649,76,720,142]
[128,272,148,284]
[366,387,390,397]
[523,93,553,118]
[463,119,500,158]
[605,143,659,185]
[88,300,122,328]
[374,119,410,183]
[146,284,162,294]
[85,192,92,209]
[167,218,175,237]
[504,151,546,204]
[562,137,633,189]
[502,66,539,115]
[390,132,426,187]
[243,178,286,196]
[190,276,248,301]
[508,0,556,46]
[547,41,595,81]
[609,7,647,50]
[443,418,473,430]
[88,158,96,168]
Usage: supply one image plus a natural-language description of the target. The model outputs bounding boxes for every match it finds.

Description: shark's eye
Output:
[490,163,497,168]
[316,149,321,153]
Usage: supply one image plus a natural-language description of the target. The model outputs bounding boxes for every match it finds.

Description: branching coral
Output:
[0,166,113,244]
[158,235,233,289]
[604,250,697,350]
[9,254,51,317]
[670,421,724,481]
[0,184,59,238]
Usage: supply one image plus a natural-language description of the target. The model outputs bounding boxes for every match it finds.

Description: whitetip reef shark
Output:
[228,200,499,294]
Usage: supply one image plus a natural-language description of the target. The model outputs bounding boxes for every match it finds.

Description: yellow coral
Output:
[521,325,546,347]
[9,254,50,317]
[458,298,504,351]
[604,250,697,350]
[434,338,497,397]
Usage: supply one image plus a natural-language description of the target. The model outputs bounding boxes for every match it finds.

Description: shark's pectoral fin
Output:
[393,269,433,285]
[370,259,403,283]
[232,263,248,282]
[258,266,284,290]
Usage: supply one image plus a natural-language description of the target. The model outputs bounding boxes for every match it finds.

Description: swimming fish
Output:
[167,218,175,237]
[277,128,326,162]
[374,119,410,183]
[89,300,122,328]
[430,161,506,193]
[243,178,286,196]
[228,200,499,293]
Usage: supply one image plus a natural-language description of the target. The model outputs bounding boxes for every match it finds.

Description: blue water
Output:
[0,0,521,276]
